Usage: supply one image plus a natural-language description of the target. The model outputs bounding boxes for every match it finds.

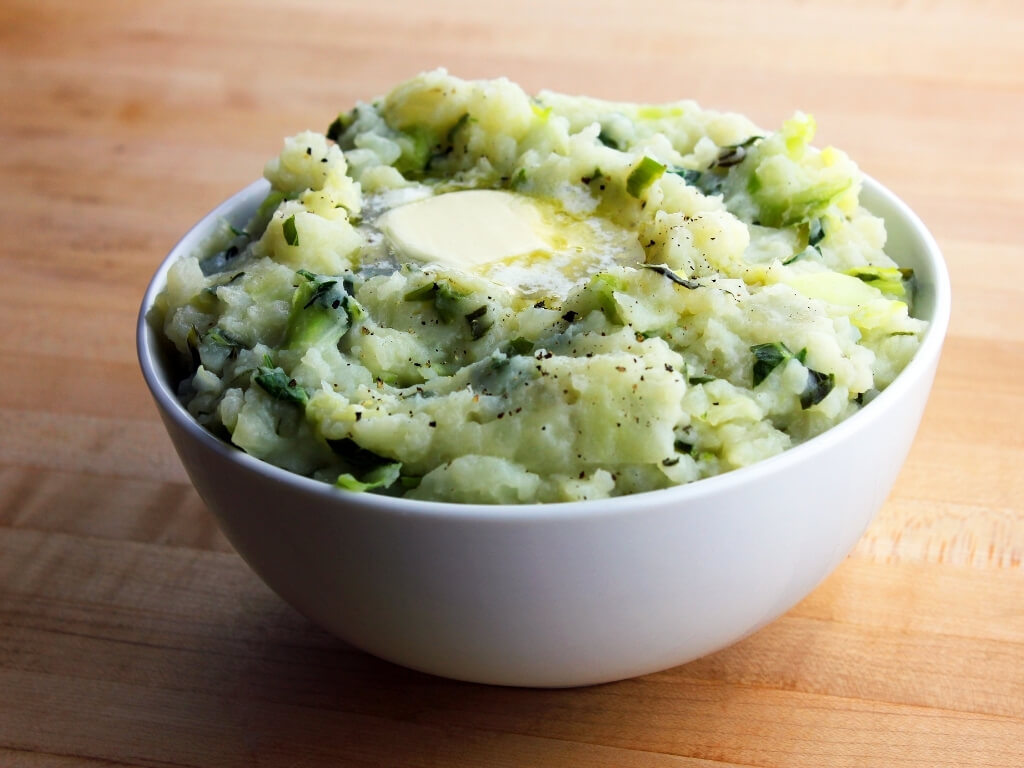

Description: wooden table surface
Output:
[2,1,1022,765]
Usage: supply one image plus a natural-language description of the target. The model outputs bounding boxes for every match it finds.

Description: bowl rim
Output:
[138,175,951,522]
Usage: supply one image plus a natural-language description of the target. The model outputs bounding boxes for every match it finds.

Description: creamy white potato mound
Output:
[153,70,927,503]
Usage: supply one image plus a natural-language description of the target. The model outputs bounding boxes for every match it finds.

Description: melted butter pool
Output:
[364,188,644,299]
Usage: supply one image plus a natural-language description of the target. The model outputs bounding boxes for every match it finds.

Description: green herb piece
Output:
[403,281,437,301]
[750,342,794,386]
[204,327,241,348]
[464,305,492,339]
[446,112,471,144]
[800,369,835,409]
[783,248,816,266]
[640,264,700,289]
[713,135,762,168]
[597,129,620,150]
[626,156,666,197]
[245,190,286,242]
[781,221,823,267]
[696,172,725,196]
[430,282,464,322]
[511,168,527,187]
[507,337,534,356]
[587,272,625,324]
[186,325,201,370]
[326,110,355,142]
[254,356,308,405]
[329,438,403,493]
[808,218,825,251]
[336,462,403,493]
[688,375,715,385]
[751,342,834,408]
[673,439,694,455]
[394,125,436,175]
[668,167,701,185]
[403,280,466,323]
[302,279,339,309]
[424,115,472,171]
[257,190,284,220]
[844,266,911,297]
[282,214,299,247]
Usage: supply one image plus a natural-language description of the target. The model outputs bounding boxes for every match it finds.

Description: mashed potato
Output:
[152,70,927,503]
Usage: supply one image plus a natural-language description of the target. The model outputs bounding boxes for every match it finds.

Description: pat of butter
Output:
[377,190,552,268]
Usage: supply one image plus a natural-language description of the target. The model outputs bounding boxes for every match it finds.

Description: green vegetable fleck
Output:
[282,214,299,246]
[597,129,620,150]
[507,337,534,356]
[751,342,834,409]
[844,266,912,298]
[713,136,762,168]
[254,355,308,405]
[336,462,402,493]
[626,156,666,197]
[808,218,825,251]
[326,110,355,142]
[800,369,835,409]
[465,305,492,339]
[404,280,467,323]
[751,342,793,386]
[668,167,701,185]
[329,438,402,492]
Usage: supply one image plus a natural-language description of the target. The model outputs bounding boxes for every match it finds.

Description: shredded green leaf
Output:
[329,438,403,492]
[713,136,762,168]
[751,342,834,409]
[808,218,825,251]
[336,462,403,492]
[465,305,492,339]
[404,280,466,323]
[667,167,701,185]
[186,325,201,370]
[326,110,355,142]
[751,342,793,386]
[204,327,241,348]
[800,369,835,409]
[844,266,910,297]
[254,358,308,405]
[507,337,534,356]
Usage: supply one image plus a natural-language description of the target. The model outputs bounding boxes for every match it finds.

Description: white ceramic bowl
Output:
[138,177,949,687]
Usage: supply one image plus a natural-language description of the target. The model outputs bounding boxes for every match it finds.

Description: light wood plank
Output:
[1,0,1023,765]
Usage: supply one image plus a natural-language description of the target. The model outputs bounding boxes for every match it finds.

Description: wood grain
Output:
[1,0,1022,766]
